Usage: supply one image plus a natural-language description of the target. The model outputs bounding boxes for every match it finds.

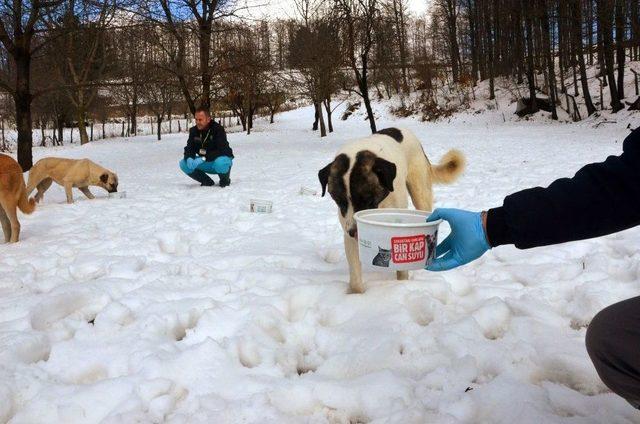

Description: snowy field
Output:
[1,104,640,423]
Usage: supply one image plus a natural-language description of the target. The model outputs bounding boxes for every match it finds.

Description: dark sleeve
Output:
[487,128,640,249]
[183,128,197,159]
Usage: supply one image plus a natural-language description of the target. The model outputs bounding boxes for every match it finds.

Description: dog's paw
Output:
[347,284,365,295]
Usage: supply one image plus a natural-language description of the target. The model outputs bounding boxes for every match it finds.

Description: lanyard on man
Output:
[199,128,211,157]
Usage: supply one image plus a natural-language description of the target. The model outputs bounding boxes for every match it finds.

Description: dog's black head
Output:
[319,150,396,237]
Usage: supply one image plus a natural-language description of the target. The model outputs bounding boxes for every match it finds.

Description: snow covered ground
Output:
[1,104,640,423]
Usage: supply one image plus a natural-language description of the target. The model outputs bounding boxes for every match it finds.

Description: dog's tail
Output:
[430,149,465,184]
[17,183,36,214]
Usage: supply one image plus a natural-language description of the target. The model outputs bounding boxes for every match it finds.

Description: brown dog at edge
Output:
[26,157,118,204]
[0,154,36,243]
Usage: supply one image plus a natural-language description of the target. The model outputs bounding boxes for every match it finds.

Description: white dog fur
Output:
[319,127,465,293]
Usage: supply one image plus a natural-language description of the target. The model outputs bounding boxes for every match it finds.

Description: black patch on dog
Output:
[100,173,109,183]
[319,154,350,217]
[372,246,391,267]
[349,150,396,213]
[376,127,403,142]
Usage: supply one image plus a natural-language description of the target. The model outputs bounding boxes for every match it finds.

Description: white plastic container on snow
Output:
[108,191,127,199]
[250,199,273,213]
[354,209,441,271]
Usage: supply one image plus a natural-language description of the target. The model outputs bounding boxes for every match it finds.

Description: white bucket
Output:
[250,199,273,213]
[299,186,318,196]
[354,209,441,271]
[108,191,127,199]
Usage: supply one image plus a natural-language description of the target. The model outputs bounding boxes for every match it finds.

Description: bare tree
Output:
[335,0,380,133]
[0,0,64,170]
[597,0,624,112]
[289,3,343,137]
[434,0,461,83]
[47,0,116,145]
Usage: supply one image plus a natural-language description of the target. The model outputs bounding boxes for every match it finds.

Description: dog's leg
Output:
[406,163,433,211]
[344,233,365,294]
[79,187,94,200]
[63,183,74,204]
[0,199,20,242]
[35,178,52,203]
[0,205,10,243]
[396,270,409,280]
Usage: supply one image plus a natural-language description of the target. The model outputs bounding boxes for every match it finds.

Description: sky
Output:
[239,0,430,21]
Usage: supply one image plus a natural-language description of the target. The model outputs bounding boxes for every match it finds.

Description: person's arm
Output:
[205,123,232,161]
[427,128,640,271]
[184,128,197,159]
[488,128,640,249]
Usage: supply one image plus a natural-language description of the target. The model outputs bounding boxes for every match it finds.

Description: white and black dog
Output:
[319,127,465,293]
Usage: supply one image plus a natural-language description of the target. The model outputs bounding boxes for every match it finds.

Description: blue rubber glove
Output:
[425,208,491,271]
[187,157,204,171]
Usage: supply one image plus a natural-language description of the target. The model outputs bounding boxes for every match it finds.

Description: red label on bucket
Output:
[391,235,426,263]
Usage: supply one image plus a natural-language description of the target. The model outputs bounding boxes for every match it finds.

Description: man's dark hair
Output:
[195,106,211,116]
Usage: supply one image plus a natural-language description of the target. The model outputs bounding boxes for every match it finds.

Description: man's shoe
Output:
[219,171,231,188]
[188,169,215,186]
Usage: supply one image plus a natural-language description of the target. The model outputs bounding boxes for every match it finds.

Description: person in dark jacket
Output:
[179,106,234,187]
[424,127,640,409]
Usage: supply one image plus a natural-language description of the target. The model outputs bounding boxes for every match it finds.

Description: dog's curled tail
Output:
[431,149,465,184]
[18,184,36,214]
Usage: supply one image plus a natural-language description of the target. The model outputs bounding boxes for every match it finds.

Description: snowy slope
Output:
[1,105,640,423]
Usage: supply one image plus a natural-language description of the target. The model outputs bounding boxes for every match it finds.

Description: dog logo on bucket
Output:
[391,235,426,264]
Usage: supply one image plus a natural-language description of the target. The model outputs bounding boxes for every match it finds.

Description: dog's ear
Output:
[318,162,333,197]
[100,173,109,183]
[373,157,396,192]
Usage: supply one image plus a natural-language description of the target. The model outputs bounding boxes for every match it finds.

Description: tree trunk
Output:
[541,0,558,119]
[15,52,34,170]
[615,0,625,100]
[198,24,213,110]
[40,121,45,147]
[597,0,624,112]
[468,0,479,83]
[316,102,327,137]
[444,0,461,83]
[75,96,90,145]
[247,106,254,135]
[523,0,538,112]
[631,0,639,61]
[131,90,138,135]
[57,117,64,143]
[484,0,495,99]
[156,116,162,140]
[588,0,595,65]
[313,102,320,130]
[90,122,94,141]
[324,97,334,133]
[571,0,596,116]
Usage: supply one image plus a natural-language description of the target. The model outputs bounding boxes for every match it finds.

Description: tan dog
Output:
[0,154,36,242]
[319,127,465,293]
[26,157,118,204]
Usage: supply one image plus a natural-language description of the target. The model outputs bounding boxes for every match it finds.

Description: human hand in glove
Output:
[187,157,204,171]
[425,208,491,271]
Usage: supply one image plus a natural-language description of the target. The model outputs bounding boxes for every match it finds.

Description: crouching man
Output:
[179,106,234,187]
